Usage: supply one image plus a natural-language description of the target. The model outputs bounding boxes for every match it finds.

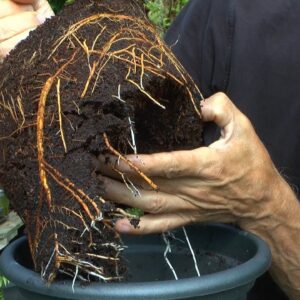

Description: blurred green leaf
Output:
[145,0,189,32]
[48,0,74,13]
[0,273,9,300]
[47,0,189,32]
[125,207,144,217]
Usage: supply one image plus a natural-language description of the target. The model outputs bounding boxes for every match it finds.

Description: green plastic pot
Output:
[0,224,271,300]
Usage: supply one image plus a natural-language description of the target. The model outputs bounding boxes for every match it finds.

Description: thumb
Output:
[201,92,236,129]
[201,92,249,143]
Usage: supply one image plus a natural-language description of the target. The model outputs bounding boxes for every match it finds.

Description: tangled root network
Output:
[0,0,203,282]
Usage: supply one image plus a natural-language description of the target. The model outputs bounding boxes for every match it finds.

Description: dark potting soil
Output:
[0,0,203,282]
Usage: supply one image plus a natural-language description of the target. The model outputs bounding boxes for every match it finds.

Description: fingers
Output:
[0,11,39,42]
[0,1,33,19]
[201,92,253,142]
[115,214,190,235]
[98,147,218,179]
[0,0,53,60]
[33,0,54,22]
[101,176,193,214]
[95,158,128,181]
[115,211,236,235]
[125,151,200,178]
[201,92,236,127]
[0,28,32,57]
[9,0,54,20]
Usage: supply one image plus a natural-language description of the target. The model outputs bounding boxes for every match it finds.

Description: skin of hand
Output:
[98,92,285,233]
[99,92,300,299]
[0,0,54,60]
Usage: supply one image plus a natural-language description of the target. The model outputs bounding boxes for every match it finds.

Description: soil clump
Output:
[0,0,203,282]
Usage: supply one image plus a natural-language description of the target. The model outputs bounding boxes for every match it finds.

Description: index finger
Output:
[0,11,39,42]
[13,0,54,21]
[115,214,190,235]
[99,147,218,179]
[0,1,33,19]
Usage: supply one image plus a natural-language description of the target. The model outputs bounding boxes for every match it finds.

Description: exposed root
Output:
[182,227,200,277]
[37,50,78,208]
[59,206,90,233]
[49,14,155,58]
[49,13,202,119]
[103,132,158,190]
[56,79,68,153]
[111,84,126,103]
[42,248,56,278]
[44,162,96,221]
[0,94,25,140]
[58,253,121,282]
[72,265,79,293]
[0,2,204,284]
[111,165,141,197]
[84,252,120,261]
[125,67,166,109]
[81,60,99,98]
[162,232,178,280]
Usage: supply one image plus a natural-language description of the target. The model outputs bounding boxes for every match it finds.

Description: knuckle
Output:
[238,113,253,131]
[163,153,180,179]
[147,194,165,214]
[212,100,229,121]
[214,92,230,106]
[211,165,225,180]
[212,92,233,114]
[164,167,176,179]
[163,219,173,232]
[206,164,226,181]
[199,151,226,180]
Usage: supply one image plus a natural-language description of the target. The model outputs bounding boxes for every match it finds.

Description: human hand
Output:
[0,0,54,60]
[98,92,283,234]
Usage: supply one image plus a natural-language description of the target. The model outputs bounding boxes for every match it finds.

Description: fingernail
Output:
[116,221,132,233]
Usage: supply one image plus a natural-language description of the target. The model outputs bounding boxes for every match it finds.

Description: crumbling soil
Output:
[0,0,203,283]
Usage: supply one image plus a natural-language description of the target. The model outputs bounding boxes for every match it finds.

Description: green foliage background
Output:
[145,0,188,31]
[0,274,9,300]
[47,0,74,13]
[47,0,188,31]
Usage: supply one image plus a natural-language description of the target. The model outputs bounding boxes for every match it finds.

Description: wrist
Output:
[239,173,299,232]
[239,175,300,300]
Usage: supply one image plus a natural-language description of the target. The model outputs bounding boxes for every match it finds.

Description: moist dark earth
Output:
[0,0,203,282]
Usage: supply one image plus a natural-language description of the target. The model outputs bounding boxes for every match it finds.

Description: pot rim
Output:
[0,223,271,299]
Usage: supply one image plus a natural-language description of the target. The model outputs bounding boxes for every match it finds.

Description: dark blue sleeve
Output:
[166,1,300,299]
[165,0,235,97]
[166,0,300,195]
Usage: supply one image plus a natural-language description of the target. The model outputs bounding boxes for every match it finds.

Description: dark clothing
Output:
[165,0,300,299]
